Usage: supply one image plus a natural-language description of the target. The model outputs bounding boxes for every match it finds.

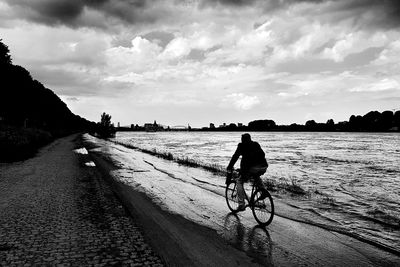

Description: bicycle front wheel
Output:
[251,189,274,226]
[225,182,240,212]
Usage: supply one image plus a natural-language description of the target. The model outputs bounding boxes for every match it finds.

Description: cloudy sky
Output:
[1,0,399,127]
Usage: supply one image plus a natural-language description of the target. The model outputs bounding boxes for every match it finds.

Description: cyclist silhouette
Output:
[227,133,269,211]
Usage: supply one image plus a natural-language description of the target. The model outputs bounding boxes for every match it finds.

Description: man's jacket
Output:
[227,141,268,172]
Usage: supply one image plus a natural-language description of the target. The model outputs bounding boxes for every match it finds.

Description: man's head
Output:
[241,133,251,143]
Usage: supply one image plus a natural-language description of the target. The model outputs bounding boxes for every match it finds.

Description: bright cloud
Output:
[350,78,400,92]
[322,32,388,62]
[105,36,162,74]
[223,93,261,110]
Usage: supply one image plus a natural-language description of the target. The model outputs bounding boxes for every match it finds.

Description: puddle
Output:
[74,147,88,155]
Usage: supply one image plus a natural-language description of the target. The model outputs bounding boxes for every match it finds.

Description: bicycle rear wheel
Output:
[251,189,274,226]
[225,182,240,212]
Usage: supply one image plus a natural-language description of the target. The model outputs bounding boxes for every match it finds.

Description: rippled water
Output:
[113,131,400,251]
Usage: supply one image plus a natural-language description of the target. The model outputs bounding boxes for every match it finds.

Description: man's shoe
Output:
[237,204,246,212]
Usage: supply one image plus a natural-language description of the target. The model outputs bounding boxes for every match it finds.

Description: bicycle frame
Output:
[226,172,275,226]
[233,176,259,207]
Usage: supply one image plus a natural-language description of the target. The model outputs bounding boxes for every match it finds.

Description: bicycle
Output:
[225,170,274,226]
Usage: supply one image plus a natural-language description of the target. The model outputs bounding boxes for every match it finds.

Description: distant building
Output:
[144,120,163,132]
[238,123,243,127]
[170,125,187,130]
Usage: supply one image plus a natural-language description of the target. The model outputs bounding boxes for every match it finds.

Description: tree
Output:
[325,119,335,131]
[0,40,12,65]
[394,111,400,127]
[362,111,381,130]
[380,110,394,130]
[97,112,115,138]
[349,115,363,131]
[305,120,317,128]
[100,112,112,128]
[326,119,334,126]
[248,119,276,130]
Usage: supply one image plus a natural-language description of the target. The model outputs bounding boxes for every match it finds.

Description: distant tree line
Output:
[199,111,400,132]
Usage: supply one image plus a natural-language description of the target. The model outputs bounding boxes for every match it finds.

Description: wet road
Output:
[84,134,400,266]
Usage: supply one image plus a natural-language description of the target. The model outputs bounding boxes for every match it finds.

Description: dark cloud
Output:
[36,2,83,22]
[6,0,84,26]
[199,0,321,9]
[287,0,400,29]
[200,0,257,7]
[142,31,175,48]
[201,0,400,28]
[5,0,157,28]
[328,0,400,29]
[4,0,400,29]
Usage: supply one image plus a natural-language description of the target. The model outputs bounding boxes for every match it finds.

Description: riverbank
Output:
[0,134,163,265]
[83,133,400,266]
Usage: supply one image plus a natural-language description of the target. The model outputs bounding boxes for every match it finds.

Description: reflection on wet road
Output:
[222,213,273,265]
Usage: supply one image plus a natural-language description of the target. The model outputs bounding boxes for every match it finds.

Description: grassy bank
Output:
[110,139,311,196]
[0,125,53,162]
[111,140,226,175]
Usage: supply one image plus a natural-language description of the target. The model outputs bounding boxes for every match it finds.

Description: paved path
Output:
[0,134,164,266]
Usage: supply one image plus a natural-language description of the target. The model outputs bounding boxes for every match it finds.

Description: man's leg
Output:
[249,166,268,199]
[254,175,266,191]
[236,180,246,208]
[236,173,249,211]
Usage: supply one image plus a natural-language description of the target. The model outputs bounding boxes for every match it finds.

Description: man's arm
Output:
[227,144,241,170]
[256,142,265,158]
[255,142,268,167]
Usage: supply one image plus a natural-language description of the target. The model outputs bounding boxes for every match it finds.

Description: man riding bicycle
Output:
[227,133,269,211]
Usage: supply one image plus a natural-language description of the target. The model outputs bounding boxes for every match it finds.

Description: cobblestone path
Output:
[0,134,164,266]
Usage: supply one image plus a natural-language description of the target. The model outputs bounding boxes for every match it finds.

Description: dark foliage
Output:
[97,112,115,138]
[0,40,97,161]
[0,39,12,65]
[248,119,276,131]
[0,125,53,162]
